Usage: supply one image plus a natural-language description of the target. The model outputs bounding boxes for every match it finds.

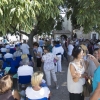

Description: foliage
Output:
[65,0,100,33]
[0,0,63,35]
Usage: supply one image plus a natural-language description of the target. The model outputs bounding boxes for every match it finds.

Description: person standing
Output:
[38,38,44,49]
[67,46,87,100]
[33,42,43,71]
[42,47,59,89]
[67,41,74,63]
[52,41,64,72]
[20,40,30,55]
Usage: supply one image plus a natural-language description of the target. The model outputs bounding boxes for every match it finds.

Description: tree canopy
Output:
[66,0,100,33]
[0,0,63,35]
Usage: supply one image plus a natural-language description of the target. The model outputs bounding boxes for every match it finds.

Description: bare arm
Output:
[70,64,81,82]
[88,54,100,67]
[90,83,100,100]
[13,90,20,100]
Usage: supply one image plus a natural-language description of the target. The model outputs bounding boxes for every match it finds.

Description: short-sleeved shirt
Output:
[26,87,50,100]
[20,43,30,54]
[36,47,43,58]
[93,66,100,92]
[42,53,56,70]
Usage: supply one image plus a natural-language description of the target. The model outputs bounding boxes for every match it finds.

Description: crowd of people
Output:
[0,36,100,100]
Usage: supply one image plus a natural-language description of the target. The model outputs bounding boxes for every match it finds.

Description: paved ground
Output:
[50,59,69,100]
[49,58,90,100]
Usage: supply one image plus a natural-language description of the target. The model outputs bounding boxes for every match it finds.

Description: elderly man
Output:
[20,40,30,55]
[13,46,22,58]
[4,49,13,59]
[17,58,33,77]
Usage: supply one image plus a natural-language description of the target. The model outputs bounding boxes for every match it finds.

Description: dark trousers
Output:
[69,93,84,100]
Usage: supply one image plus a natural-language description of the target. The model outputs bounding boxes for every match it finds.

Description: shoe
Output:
[56,85,59,89]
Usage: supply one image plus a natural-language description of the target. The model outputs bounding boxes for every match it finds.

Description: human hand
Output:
[73,72,81,78]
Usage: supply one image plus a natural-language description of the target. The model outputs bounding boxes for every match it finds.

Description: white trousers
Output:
[55,56,62,72]
[44,68,57,86]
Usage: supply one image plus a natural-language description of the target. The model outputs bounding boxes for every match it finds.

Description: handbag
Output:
[83,78,93,97]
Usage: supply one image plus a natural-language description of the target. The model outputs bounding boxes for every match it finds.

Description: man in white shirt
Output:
[20,40,30,54]
[67,41,74,63]
[4,49,13,59]
[52,41,64,72]
[17,59,33,77]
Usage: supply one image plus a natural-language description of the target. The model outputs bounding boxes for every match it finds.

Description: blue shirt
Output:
[93,66,100,91]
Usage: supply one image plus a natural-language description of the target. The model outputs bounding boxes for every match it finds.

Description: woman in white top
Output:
[42,47,59,89]
[26,71,50,100]
[67,46,87,100]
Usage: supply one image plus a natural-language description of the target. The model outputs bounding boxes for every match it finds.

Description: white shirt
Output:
[67,62,85,93]
[36,47,43,58]
[39,40,44,47]
[4,53,13,59]
[26,87,50,100]
[6,45,10,49]
[1,48,7,52]
[17,65,33,76]
[52,46,64,57]
[67,44,74,56]
[42,53,56,71]
[20,43,30,54]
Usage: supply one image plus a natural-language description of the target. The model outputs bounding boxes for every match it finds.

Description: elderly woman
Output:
[25,71,50,100]
[0,75,20,100]
[42,47,59,89]
[20,54,33,67]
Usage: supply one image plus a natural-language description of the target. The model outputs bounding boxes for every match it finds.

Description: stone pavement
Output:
[50,59,69,100]
[49,59,90,100]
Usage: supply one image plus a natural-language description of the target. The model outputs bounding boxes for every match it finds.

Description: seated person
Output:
[13,46,22,58]
[20,54,33,66]
[25,71,50,100]
[17,58,33,77]
[4,49,13,59]
[0,75,20,100]
[1,44,7,53]
[5,44,10,49]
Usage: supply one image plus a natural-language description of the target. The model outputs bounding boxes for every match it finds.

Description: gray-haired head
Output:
[22,58,29,65]
[6,49,10,53]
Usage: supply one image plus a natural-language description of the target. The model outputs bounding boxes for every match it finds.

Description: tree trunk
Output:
[28,26,38,57]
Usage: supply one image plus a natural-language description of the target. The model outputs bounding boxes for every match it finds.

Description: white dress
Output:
[67,61,85,93]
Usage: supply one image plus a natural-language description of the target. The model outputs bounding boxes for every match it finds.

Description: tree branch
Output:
[19,30,29,37]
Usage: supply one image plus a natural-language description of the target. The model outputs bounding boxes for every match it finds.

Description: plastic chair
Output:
[9,60,18,74]
[5,58,13,62]
[18,75,31,84]
[16,56,21,65]
[2,61,11,69]
[27,97,48,100]
[10,48,16,54]
[28,55,32,61]
[0,58,4,61]
[2,52,6,56]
